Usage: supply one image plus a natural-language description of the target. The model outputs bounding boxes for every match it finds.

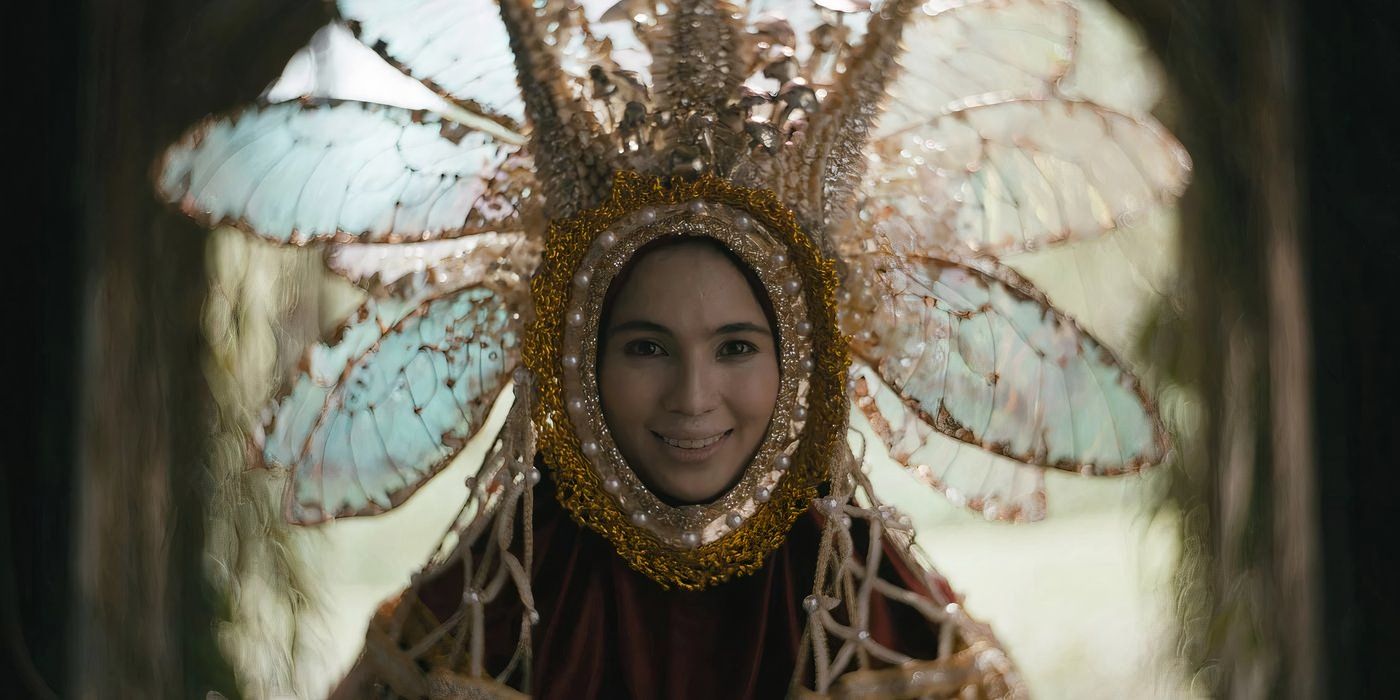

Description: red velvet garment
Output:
[417,470,945,699]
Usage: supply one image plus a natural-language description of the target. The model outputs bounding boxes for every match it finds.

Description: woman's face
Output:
[599,241,780,505]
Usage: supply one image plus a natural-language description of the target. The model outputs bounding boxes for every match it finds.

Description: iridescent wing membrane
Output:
[264,287,519,523]
[156,99,530,245]
[841,0,1186,518]
[156,6,535,522]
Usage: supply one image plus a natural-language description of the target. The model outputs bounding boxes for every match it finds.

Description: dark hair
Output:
[596,235,780,353]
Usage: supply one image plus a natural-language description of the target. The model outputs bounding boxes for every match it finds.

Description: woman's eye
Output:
[718,340,759,357]
[623,339,665,356]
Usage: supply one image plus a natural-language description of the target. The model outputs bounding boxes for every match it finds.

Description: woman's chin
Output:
[649,476,728,504]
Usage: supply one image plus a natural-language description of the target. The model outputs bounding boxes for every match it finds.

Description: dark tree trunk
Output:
[11,1,321,697]
[1111,0,1398,696]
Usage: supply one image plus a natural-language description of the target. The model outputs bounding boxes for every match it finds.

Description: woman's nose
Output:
[665,358,719,416]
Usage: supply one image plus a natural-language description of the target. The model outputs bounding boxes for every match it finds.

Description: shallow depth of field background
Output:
[209,2,1201,697]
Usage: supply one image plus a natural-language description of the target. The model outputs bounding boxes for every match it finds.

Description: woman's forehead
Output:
[608,242,769,326]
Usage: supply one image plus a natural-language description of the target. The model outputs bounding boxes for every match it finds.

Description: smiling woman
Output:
[599,238,781,505]
[150,0,1193,697]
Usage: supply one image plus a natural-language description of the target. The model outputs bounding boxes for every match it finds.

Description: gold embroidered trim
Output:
[524,170,850,590]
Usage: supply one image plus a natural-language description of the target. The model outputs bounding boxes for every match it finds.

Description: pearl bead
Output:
[803,595,820,613]
[796,321,812,336]
[598,231,617,248]
[630,511,648,526]
[464,589,481,604]
[567,310,584,326]
[582,441,600,456]
[839,514,851,527]
[680,532,700,548]
[733,213,753,230]
[794,405,808,421]
[755,487,771,503]
[725,512,743,529]
[856,630,870,641]
[783,279,801,295]
[771,252,788,267]
[637,208,657,224]
[800,357,815,372]
[562,354,580,369]
[567,397,585,414]
[603,477,621,493]
[528,610,540,625]
[687,200,707,215]
[527,468,542,485]
[819,497,839,513]
[574,270,591,287]
[775,454,792,471]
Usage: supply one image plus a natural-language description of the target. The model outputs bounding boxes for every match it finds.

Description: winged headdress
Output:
[157,0,1188,695]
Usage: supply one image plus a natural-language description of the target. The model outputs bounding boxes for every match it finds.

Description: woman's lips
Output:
[652,429,732,463]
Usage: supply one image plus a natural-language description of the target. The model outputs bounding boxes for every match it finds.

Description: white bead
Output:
[771,252,788,267]
[796,321,812,336]
[528,610,541,625]
[733,213,753,230]
[680,532,700,548]
[803,595,819,613]
[464,589,481,605]
[598,231,617,248]
[630,511,648,526]
[856,630,870,641]
[582,441,600,456]
[687,200,707,215]
[794,405,808,421]
[775,454,792,471]
[725,512,743,529]
[603,477,621,493]
[574,270,591,288]
[527,468,542,485]
[755,486,771,503]
[800,357,815,372]
[562,354,580,369]
[638,208,657,224]
[567,397,585,414]
[567,310,585,326]
[783,279,801,295]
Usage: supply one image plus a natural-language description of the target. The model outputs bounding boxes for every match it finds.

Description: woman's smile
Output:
[653,429,732,461]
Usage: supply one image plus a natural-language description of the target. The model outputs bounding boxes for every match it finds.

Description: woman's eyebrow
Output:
[713,322,770,336]
[608,319,672,335]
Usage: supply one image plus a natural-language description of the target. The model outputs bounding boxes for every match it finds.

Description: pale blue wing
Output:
[156,99,530,245]
[877,0,1077,137]
[847,251,1167,475]
[334,0,524,123]
[324,231,539,299]
[852,361,1047,521]
[860,98,1189,257]
[261,285,519,524]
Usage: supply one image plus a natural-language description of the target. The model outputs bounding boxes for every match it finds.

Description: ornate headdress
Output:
[157,0,1188,695]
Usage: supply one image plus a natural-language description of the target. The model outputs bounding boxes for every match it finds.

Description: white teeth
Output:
[661,433,725,449]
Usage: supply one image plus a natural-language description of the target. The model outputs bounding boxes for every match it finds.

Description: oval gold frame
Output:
[524,171,850,590]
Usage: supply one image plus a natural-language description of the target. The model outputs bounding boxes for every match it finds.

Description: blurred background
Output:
[9,0,1396,698]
